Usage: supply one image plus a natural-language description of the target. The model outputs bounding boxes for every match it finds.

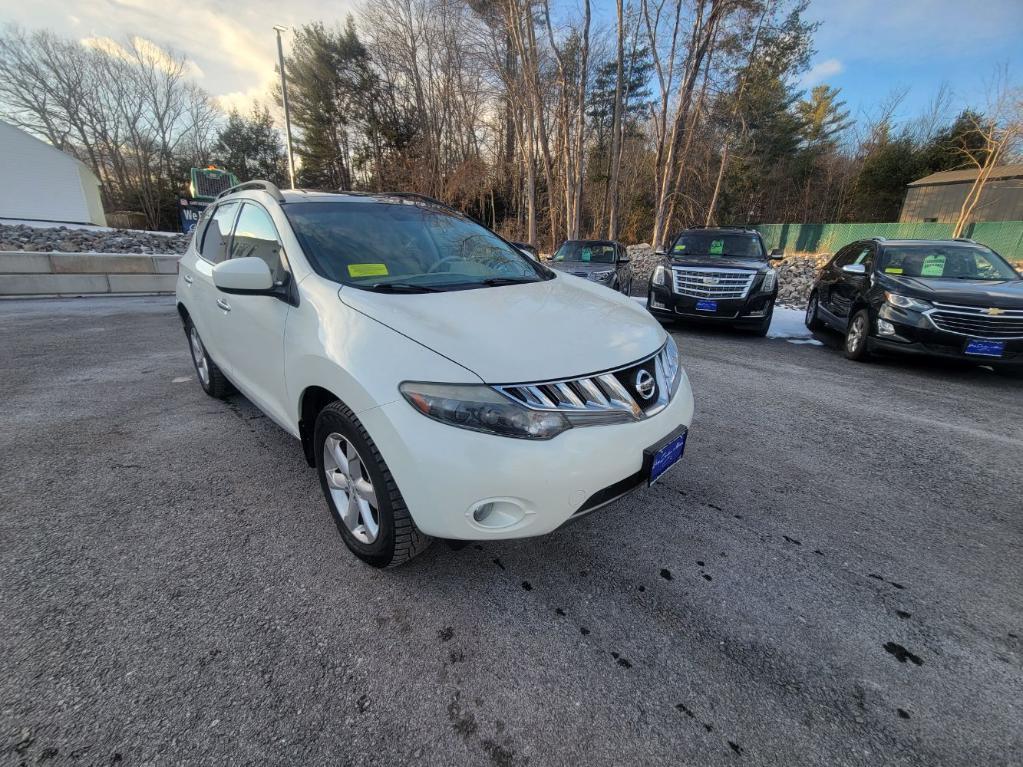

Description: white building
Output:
[0,121,106,226]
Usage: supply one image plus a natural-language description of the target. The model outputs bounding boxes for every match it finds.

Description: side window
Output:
[200,202,239,264]
[852,246,873,267]
[230,203,288,283]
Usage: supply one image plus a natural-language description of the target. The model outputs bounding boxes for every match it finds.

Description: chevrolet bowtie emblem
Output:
[987,307,1005,316]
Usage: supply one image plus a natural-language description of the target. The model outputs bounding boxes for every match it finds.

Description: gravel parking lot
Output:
[2,296,1021,766]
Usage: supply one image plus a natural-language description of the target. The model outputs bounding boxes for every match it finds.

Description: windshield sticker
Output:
[581,248,591,262]
[921,254,946,277]
[709,239,724,255]
[673,243,686,252]
[884,267,904,274]
[348,263,389,278]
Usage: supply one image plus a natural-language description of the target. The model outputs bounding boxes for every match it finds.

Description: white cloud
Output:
[799,58,844,88]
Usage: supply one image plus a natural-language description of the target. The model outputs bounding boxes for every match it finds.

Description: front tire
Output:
[314,401,431,568]
[805,292,824,332]
[844,309,872,361]
[746,303,774,337]
[185,317,232,398]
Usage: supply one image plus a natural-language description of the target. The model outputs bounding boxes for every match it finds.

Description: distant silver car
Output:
[548,240,633,295]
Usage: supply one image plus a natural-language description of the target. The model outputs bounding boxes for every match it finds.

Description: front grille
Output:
[927,302,1023,339]
[494,343,677,423]
[672,267,756,299]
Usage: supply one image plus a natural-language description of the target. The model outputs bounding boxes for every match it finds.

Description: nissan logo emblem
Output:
[634,369,656,400]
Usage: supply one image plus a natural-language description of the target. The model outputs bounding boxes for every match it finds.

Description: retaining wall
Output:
[0,252,179,297]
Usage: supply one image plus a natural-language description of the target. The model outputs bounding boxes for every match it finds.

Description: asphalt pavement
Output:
[1,296,1021,766]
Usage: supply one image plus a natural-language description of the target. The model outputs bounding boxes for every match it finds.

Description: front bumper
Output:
[871,305,1023,365]
[648,283,774,323]
[358,371,696,540]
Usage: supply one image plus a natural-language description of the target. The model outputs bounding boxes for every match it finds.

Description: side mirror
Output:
[213,257,274,294]
[618,256,631,265]
[770,248,784,259]
[841,263,867,276]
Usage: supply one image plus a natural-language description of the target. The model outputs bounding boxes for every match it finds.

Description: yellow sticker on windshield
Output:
[348,263,389,278]
[884,267,904,274]
[921,254,945,277]
[674,243,686,252]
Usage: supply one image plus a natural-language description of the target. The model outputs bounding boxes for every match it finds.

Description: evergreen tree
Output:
[214,106,287,186]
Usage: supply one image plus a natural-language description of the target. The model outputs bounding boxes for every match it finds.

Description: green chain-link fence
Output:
[755,221,1023,263]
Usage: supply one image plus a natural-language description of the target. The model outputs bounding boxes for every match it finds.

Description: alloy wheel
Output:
[189,327,210,386]
[323,432,380,544]
[805,297,817,327]
[846,314,867,354]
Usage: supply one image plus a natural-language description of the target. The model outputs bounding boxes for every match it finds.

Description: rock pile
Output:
[0,224,187,255]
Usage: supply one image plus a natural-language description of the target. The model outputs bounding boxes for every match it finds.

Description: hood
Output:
[667,254,770,271]
[548,261,616,277]
[880,274,1023,308]
[338,273,664,383]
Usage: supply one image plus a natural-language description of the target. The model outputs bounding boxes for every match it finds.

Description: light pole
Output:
[274,25,296,189]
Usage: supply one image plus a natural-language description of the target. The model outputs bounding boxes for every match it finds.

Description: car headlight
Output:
[590,270,613,282]
[652,265,667,287]
[662,335,682,395]
[399,382,570,440]
[885,292,931,312]
[762,268,777,293]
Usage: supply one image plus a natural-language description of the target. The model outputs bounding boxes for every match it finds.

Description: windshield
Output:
[553,241,616,264]
[670,232,766,260]
[878,244,1019,281]
[284,200,546,290]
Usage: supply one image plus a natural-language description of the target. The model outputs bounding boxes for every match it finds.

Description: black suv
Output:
[646,227,783,335]
[548,240,632,295]
[806,238,1023,368]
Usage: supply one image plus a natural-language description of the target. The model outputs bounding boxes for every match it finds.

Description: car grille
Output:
[672,267,756,299]
[927,302,1023,339]
[494,343,677,423]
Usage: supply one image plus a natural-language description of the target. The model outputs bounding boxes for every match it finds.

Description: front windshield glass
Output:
[553,241,616,264]
[878,244,1019,281]
[284,200,545,289]
[670,232,765,259]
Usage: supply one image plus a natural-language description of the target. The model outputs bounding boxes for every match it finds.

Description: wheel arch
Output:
[298,385,342,467]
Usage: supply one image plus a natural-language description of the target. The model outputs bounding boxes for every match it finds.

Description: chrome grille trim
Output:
[671,266,757,299]
[494,343,678,423]
[925,302,1023,339]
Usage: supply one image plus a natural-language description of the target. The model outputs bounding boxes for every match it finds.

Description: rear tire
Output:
[844,309,872,361]
[184,317,232,398]
[314,400,432,568]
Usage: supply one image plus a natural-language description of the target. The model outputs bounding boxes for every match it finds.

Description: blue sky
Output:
[1,0,1021,129]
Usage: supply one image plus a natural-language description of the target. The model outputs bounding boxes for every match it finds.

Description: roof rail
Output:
[953,237,976,243]
[366,190,469,219]
[216,180,286,203]
[683,224,758,232]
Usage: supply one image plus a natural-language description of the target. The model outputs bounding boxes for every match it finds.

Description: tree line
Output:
[1,2,1018,242]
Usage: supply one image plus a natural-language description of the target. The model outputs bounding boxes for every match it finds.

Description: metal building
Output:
[0,121,106,226]
[900,164,1023,224]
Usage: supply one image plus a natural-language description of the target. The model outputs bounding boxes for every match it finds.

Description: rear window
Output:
[878,244,1019,281]
[671,232,765,259]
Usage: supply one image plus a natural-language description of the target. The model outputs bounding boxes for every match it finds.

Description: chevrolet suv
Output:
[646,227,782,335]
[176,182,694,567]
[806,238,1023,368]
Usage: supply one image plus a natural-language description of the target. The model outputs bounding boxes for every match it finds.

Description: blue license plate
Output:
[695,300,717,312]
[964,339,1004,357]
[646,428,687,485]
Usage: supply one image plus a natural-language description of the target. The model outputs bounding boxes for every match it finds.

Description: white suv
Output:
[177,181,694,567]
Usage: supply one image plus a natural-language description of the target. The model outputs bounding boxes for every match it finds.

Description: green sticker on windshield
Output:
[673,243,686,252]
[921,254,945,277]
[581,248,591,262]
[709,239,724,255]
[348,263,389,278]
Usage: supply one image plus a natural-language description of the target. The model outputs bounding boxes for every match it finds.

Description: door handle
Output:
[216,298,231,312]
[183,273,193,284]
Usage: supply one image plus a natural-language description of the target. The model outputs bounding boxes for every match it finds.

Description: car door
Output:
[217,201,293,428]
[189,201,240,365]
[829,243,874,324]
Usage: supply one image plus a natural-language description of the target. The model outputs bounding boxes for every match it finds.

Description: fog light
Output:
[472,503,495,523]
[878,319,896,336]
[650,296,668,310]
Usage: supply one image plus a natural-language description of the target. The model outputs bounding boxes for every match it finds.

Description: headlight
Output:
[762,268,777,293]
[399,382,570,440]
[590,270,614,282]
[652,265,667,287]
[885,292,931,312]
[662,335,682,395]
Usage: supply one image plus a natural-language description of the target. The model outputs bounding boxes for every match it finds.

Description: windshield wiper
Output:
[361,282,443,293]
[478,277,538,286]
